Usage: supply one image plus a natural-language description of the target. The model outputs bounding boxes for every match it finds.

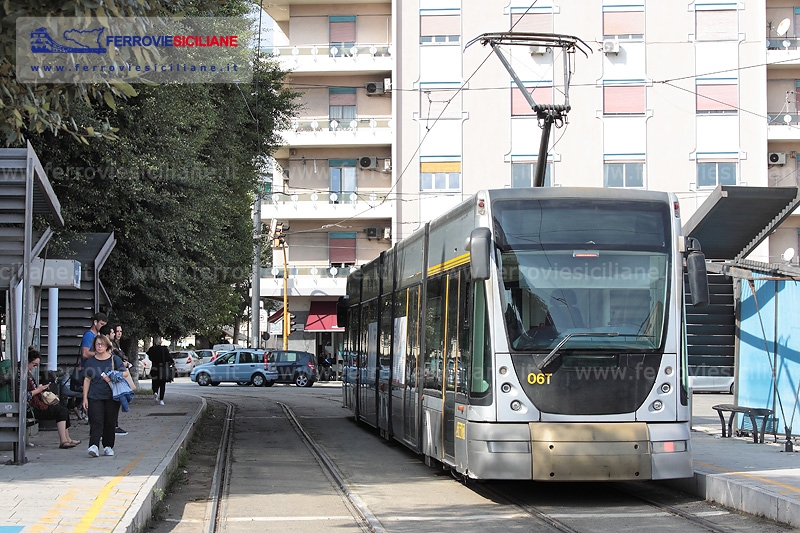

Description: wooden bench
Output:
[712,404,774,444]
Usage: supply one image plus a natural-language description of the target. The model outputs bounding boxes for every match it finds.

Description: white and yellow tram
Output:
[339,187,708,481]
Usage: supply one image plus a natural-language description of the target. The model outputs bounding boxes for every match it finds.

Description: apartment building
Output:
[261,0,798,358]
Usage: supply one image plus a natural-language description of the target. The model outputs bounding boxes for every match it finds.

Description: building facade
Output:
[261,0,798,361]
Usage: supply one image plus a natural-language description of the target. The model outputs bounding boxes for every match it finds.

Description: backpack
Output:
[69,355,84,393]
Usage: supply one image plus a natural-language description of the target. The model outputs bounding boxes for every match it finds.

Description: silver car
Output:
[170,350,197,376]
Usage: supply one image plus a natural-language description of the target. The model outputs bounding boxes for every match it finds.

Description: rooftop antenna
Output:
[466,32,591,187]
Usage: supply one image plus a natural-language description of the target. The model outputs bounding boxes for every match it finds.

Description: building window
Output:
[512,162,552,187]
[420,160,461,191]
[329,88,356,129]
[697,161,737,187]
[603,9,644,39]
[604,162,644,188]
[510,12,552,32]
[420,14,460,44]
[329,232,357,267]
[329,15,356,56]
[603,85,645,115]
[695,9,737,41]
[511,85,553,116]
[329,159,357,203]
[696,83,737,114]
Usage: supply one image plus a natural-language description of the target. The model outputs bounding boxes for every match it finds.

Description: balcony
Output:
[767,37,800,69]
[261,190,395,220]
[259,264,352,298]
[279,116,393,149]
[767,112,800,141]
[263,44,392,75]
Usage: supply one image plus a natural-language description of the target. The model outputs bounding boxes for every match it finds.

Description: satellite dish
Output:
[783,247,795,262]
[777,18,791,36]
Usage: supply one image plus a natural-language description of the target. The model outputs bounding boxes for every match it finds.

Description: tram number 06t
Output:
[527,373,552,385]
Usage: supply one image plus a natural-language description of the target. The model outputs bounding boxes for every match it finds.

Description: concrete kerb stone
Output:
[118,394,206,533]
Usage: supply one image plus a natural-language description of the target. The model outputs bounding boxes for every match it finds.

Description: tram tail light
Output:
[651,440,687,453]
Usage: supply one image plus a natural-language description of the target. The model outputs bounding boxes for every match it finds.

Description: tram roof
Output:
[485,187,672,203]
[682,185,800,261]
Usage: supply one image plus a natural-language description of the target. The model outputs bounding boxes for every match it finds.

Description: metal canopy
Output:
[682,186,800,260]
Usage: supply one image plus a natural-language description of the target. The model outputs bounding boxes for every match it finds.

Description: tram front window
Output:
[493,199,671,352]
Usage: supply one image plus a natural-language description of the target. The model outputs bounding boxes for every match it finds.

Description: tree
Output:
[0,0,228,146]
[30,54,297,343]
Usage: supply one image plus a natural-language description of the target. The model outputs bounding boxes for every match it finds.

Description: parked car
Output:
[195,349,215,365]
[690,375,734,394]
[212,343,243,355]
[137,352,152,379]
[265,350,318,387]
[190,349,269,387]
[170,350,198,376]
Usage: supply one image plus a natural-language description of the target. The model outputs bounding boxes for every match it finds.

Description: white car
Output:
[137,352,152,378]
[170,350,197,376]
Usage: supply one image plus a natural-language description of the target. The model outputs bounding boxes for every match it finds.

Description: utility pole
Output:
[273,222,291,350]
[251,195,261,349]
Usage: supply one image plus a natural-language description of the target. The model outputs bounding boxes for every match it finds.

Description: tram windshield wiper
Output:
[537,332,619,371]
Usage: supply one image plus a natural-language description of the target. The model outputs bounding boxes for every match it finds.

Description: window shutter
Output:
[603,86,645,114]
[330,18,356,42]
[696,84,737,112]
[510,13,551,32]
[420,15,460,36]
[420,161,461,173]
[695,10,737,41]
[329,89,356,106]
[603,11,644,36]
[511,86,553,116]
[329,232,357,264]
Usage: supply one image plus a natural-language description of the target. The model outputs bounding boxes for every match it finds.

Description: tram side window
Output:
[407,286,421,388]
[470,281,492,404]
[456,270,470,400]
[424,276,445,395]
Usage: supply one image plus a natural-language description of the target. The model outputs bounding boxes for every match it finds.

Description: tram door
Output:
[443,271,468,461]
[403,285,422,448]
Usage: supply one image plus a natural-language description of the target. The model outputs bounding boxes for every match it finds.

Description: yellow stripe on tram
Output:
[428,252,470,276]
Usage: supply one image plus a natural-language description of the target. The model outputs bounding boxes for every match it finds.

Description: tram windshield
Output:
[493,198,671,352]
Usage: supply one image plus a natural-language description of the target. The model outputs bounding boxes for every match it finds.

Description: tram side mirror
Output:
[685,237,709,307]
[336,296,349,328]
[468,227,492,280]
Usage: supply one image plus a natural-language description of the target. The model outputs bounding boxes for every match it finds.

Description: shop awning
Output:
[268,308,284,323]
[305,301,344,332]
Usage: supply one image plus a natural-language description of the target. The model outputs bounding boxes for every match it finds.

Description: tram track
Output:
[204,399,234,533]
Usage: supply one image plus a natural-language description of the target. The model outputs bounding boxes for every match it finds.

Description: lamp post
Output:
[282,244,289,350]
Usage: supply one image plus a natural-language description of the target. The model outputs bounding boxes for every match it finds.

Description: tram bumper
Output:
[530,422,653,481]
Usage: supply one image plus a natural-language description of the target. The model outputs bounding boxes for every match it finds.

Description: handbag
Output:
[41,390,60,405]
[69,360,84,393]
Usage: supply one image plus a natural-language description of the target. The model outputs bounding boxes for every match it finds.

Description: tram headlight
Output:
[501,382,512,393]
[510,400,522,411]
[665,366,673,376]
[652,400,663,411]
[660,383,671,394]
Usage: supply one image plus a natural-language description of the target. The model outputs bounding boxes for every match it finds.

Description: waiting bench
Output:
[712,404,774,444]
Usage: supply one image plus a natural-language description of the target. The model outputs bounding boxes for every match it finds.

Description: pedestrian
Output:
[81,312,108,360]
[147,340,173,406]
[107,323,129,436]
[26,347,81,449]
[82,334,128,457]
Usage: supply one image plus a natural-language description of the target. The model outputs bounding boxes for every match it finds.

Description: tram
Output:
[338,187,709,481]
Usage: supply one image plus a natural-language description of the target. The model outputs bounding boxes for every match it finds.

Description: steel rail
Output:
[278,401,384,533]
[203,399,235,533]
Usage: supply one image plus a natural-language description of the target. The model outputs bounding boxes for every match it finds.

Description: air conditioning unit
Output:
[602,40,620,55]
[383,158,392,172]
[365,227,378,239]
[769,152,787,165]
[382,227,391,240]
[383,77,392,92]
[529,45,549,55]
[359,156,378,169]
[365,82,384,95]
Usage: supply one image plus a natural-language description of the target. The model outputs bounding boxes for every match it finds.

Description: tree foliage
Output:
[24,2,298,342]
[0,0,229,146]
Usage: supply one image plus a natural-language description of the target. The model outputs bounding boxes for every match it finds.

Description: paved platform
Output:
[2,389,800,531]
[0,389,204,533]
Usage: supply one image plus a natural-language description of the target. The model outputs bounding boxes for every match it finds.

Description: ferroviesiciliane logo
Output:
[30,26,107,54]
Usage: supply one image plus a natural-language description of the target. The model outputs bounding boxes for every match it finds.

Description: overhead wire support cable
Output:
[466,32,591,187]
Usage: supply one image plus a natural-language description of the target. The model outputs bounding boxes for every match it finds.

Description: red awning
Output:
[268,308,284,323]
[305,301,344,332]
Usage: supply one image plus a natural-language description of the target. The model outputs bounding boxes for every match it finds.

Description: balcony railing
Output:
[261,265,356,278]
[767,37,799,50]
[768,112,800,125]
[290,116,392,132]
[262,43,392,59]
[264,190,391,205]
